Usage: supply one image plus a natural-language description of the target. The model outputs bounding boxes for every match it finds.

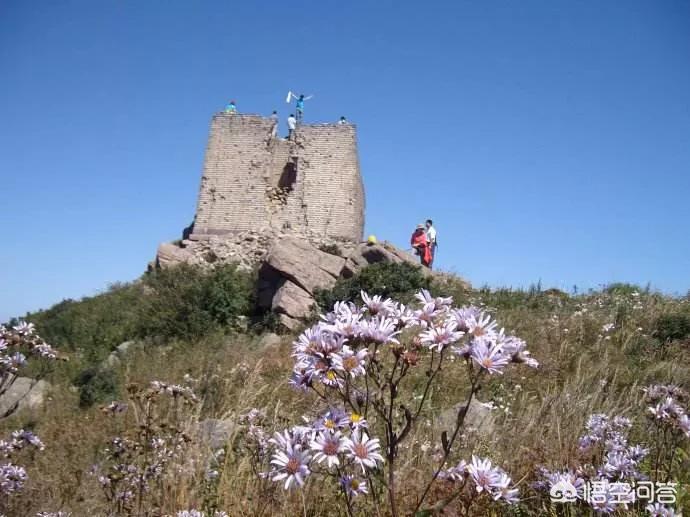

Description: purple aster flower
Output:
[470,341,510,375]
[419,320,464,351]
[314,409,349,433]
[270,442,311,490]
[646,503,679,516]
[414,289,453,311]
[450,306,483,332]
[347,412,368,430]
[412,303,438,328]
[467,456,502,493]
[493,472,520,504]
[465,312,498,339]
[500,335,539,368]
[310,431,344,469]
[332,345,368,378]
[344,430,384,473]
[0,462,28,493]
[289,370,311,391]
[340,475,368,497]
[439,459,469,482]
[12,321,34,336]
[360,291,395,316]
[360,317,400,344]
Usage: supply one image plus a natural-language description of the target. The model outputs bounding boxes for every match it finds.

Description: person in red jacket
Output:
[411,224,432,267]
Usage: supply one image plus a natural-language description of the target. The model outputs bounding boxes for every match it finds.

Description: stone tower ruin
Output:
[190,113,365,242]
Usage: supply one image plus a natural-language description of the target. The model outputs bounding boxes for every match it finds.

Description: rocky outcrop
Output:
[197,418,235,450]
[342,241,432,278]
[154,231,469,331]
[256,332,282,349]
[272,280,314,322]
[436,398,497,435]
[156,242,195,269]
[0,377,51,417]
[153,229,354,273]
[265,236,345,294]
[103,340,138,369]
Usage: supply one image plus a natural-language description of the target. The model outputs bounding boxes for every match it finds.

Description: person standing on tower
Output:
[269,110,279,138]
[287,114,297,139]
[225,100,237,114]
[286,91,313,123]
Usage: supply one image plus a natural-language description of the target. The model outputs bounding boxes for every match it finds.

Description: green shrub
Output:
[27,282,142,360]
[653,313,690,342]
[74,366,119,408]
[315,262,430,310]
[318,243,342,256]
[138,263,255,341]
[605,282,644,296]
[26,263,255,361]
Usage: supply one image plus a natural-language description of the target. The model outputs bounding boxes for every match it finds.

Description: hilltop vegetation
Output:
[2,263,690,516]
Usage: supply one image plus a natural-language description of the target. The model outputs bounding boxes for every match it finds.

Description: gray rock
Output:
[103,340,137,369]
[272,279,315,320]
[265,236,345,294]
[436,398,496,436]
[0,377,51,417]
[278,313,302,331]
[197,418,235,450]
[341,241,431,278]
[104,354,121,369]
[257,333,282,349]
[115,340,136,356]
[156,242,194,269]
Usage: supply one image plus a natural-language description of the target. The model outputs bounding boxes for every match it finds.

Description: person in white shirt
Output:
[338,116,347,125]
[287,114,297,139]
[425,219,437,269]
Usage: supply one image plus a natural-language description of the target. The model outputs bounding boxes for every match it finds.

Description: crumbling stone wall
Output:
[191,113,365,242]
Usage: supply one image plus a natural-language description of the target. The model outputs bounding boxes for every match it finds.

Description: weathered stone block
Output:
[266,236,344,294]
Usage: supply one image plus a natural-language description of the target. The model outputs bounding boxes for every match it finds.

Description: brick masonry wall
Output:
[192,113,365,241]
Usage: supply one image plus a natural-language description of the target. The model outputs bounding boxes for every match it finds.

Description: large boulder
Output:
[341,241,431,278]
[156,242,194,269]
[0,378,51,417]
[265,236,345,294]
[257,332,282,349]
[103,340,138,369]
[197,418,235,450]
[436,398,497,436]
[272,279,315,320]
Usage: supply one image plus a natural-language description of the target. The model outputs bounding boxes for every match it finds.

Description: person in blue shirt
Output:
[224,100,237,114]
[287,92,313,122]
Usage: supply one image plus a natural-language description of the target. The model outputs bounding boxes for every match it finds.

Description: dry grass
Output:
[3,286,689,516]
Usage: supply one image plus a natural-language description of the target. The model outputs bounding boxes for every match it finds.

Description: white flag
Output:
[285,91,292,103]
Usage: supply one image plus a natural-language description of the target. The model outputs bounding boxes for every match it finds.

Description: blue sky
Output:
[1,0,689,320]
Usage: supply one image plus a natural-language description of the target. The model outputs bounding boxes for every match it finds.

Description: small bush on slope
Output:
[24,263,256,360]
[654,312,690,343]
[315,262,430,310]
[138,263,255,341]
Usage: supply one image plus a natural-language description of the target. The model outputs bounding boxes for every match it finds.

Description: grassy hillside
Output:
[2,264,689,516]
